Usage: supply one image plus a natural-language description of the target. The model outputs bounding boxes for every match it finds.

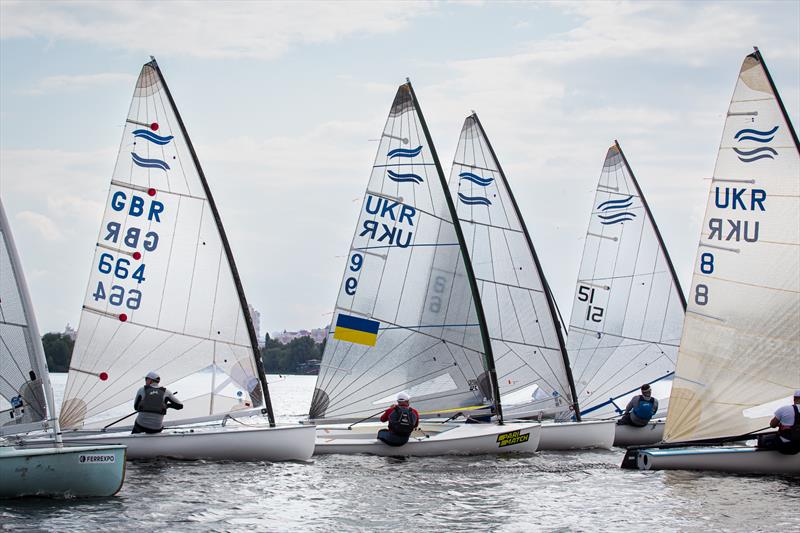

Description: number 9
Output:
[350,253,363,272]
[345,277,358,295]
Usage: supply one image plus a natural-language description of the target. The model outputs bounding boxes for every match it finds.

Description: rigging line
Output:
[635,224,665,341]
[323,340,447,412]
[154,78,192,194]
[581,371,675,415]
[501,337,562,395]
[496,358,548,389]
[206,242,226,340]
[156,195,183,326]
[0,330,28,386]
[577,270,672,283]
[490,336,562,353]
[182,200,206,333]
[579,337,668,394]
[439,338,475,390]
[462,218,524,234]
[580,353,675,409]
[317,337,357,399]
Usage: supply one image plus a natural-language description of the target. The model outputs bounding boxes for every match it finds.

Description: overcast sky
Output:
[1,1,798,336]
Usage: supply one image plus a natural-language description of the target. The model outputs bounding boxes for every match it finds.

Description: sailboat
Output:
[446,113,615,450]
[310,82,541,456]
[0,198,127,498]
[566,141,686,447]
[629,48,799,474]
[45,58,315,461]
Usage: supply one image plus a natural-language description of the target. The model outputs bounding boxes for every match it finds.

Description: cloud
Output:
[25,73,135,95]
[16,210,62,240]
[0,0,435,59]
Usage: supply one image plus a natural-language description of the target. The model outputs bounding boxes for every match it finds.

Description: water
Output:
[2,375,797,532]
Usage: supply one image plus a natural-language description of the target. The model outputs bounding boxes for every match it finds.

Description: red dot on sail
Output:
[119,313,128,322]
[99,372,109,381]
[133,251,142,260]
[147,188,156,197]
[150,122,159,131]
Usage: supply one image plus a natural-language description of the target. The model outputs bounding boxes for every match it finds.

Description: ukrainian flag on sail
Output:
[334,314,380,346]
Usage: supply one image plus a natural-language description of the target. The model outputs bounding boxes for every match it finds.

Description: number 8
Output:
[700,253,714,274]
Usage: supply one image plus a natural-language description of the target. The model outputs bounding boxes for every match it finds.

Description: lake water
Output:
[2,374,797,532]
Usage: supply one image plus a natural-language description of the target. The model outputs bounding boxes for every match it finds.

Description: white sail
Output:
[0,199,50,433]
[60,60,269,430]
[310,84,498,422]
[567,142,686,420]
[664,50,800,442]
[447,114,577,419]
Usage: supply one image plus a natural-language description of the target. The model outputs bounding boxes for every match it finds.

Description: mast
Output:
[0,200,62,444]
[755,48,800,150]
[470,113,581,420]
[149,58,275,427]
[406,83,504,424]
[614,140,688,311]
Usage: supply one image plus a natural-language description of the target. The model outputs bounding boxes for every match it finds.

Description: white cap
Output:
[145,371,160,381]
[396,392,410,403]
[794,389,800,398]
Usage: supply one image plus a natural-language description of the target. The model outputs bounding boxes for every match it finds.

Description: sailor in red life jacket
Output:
[765,389,800,454]
[376,392,419,447]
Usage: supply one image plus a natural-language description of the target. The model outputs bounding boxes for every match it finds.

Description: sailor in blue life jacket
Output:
[617,384,659,427]
[760,389,800,454]
[132,371,183,434]
[377,392,420,447]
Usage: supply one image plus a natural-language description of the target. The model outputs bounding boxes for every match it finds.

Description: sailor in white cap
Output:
[768,389,800,451]
[377,392,420,446]
[131,371,183,434]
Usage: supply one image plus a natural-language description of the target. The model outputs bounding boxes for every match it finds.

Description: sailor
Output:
[376,392,419,447]
[767,389,800,454]
[617,384,658,427]
[132,371,183,434]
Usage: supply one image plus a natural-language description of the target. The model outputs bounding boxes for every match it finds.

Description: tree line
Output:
[40,332,323,375]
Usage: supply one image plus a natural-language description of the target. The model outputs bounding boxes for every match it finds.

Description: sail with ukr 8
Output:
[60,59,272,430]
[567,142,686,420]
[664,49,799,443]
[309,83,501,422]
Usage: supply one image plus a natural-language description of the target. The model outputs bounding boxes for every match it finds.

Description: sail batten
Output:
[60,59,271,430]
[663,50,799,443]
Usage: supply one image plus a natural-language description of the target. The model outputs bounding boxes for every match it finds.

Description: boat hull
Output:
[613,420,665,447]
[315,421,541,456]
[636,446,800,475]
[59,424,315,461]
[536,420,616,450]
[0,444,126,498]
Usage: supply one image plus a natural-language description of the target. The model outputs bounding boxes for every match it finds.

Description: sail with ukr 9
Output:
[446,113,578,420]
[566,142,686,421]
[309,84,501,423]
[664,49,799,444]
[59,59,273,432]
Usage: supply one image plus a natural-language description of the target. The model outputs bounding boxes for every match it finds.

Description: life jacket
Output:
[632,395,656,422]
[388,405,417,436]
[138,386,167,414]
[779,405,800,443]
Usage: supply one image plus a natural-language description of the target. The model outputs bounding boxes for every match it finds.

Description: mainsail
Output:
[447,113,579,419]
[567,142,686,419]
[310,83,501,422]
[60,59,273,430]
[664,49,800,442]
[0,198,51,435]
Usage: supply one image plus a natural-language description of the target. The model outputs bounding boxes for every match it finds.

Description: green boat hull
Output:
[0,444,126,498]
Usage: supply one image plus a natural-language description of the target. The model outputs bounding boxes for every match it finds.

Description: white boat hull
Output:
[315,421,541,456]
[613,420,665,447]
[636,446,800,475]
[536,420,616,450]
[59,424,315,461]
[0,444,127,498]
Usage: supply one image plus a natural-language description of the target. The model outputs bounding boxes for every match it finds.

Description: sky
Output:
[1,0,798,336]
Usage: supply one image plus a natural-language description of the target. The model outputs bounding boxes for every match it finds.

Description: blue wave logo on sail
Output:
[458,172,494,187]
[387,145,422,159]
[597,195,636,225]
[734,126,778,163]
[133,129,174,145]
[458,192,491,206]
[131,152,170,171]
[387,169,423,184]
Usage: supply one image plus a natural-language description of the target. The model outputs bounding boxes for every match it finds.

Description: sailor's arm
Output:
[769,416,780,428]
[165,390,183,410]
[623,397,636,414]
[133,390,143,411]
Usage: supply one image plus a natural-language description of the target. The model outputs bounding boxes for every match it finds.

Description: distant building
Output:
[248,305,262,347]
[271,326,329,345]
[63,323,77,341]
